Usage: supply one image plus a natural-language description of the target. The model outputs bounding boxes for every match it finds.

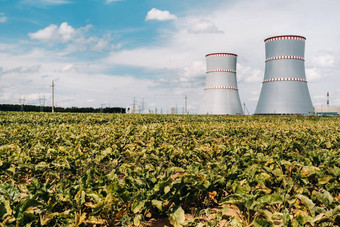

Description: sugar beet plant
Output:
[0,112,339,226]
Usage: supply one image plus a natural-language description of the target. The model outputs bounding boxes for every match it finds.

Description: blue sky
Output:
[0,0,340,113]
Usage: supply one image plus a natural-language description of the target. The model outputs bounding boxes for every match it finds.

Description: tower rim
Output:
[205,53,237,57]
[264,35,306,42]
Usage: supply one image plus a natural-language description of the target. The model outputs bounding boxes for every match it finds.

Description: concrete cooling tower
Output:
[255,35,314,115]
[199,53,243,115]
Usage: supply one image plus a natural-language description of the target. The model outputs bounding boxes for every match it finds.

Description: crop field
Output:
[0,112,339,226]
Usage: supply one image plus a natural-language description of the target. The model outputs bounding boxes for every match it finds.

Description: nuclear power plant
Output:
[199,53,244,115]
[255,35,314,115]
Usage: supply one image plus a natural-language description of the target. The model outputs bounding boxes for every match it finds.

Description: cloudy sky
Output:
[0,0,339,114]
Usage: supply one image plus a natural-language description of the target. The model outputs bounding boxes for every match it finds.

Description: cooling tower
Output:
[255,35,314,115]
[199,53,243,115]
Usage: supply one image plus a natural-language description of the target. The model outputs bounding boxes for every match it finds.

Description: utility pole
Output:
[39,95,46,112]
[19,97,25,112]
[100,104,105,113]
[51,80,55,113]
[185,94,188,114]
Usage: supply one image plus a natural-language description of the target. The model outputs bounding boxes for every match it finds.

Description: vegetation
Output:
[0,112,339,226]
[0,104,126,113]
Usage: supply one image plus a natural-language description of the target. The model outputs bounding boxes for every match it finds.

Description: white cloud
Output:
[306,68,322,81]
[181,61,205,82]
[27,23,120,53]
[188,20,223,34]
[0,13,7,23]
[237,63,263,83]
[86,99,95,103]
[311,54,335,67]
[145,8,177,21]
[91,39,109,52]
[61,64,74,72]
[28,22,76,43]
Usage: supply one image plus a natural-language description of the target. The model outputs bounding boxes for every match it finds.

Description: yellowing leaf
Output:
[169,206,185,227]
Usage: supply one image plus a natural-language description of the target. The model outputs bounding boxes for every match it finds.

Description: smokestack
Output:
[255,35,314,115]
[199,53,243,115]
[327,92,329,106]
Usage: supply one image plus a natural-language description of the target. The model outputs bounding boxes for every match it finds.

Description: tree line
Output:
[0,104,126,113]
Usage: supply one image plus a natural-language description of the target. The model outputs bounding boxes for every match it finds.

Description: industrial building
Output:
[314,106,340,116]
[255,35,314,115]
[199,53,243,115]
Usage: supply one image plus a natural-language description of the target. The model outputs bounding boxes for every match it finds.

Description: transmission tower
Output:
[243,102,250,115]
[132,97,137,113]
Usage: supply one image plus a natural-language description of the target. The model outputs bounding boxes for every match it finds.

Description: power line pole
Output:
[185,94,188,114]
[39,95,46,112]
[51,80,55,113]
[19,97,25,112]
[100,104,105,113]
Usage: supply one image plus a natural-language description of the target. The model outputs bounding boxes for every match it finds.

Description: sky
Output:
[0,0,339,114]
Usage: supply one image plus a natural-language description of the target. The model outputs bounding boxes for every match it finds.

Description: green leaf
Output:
[164,186,171,194]
[294,210,313,225]
[316,189,333,206]
[132,200,145,214]
[133,214,143,226]
[74,212,87,227]
[253,219,274,227]
[75,190,86,209]
[296,194,315,217]
[257,195,284,206]
[15,198,41,219]
[229,217,243,227]
[283,209,291,226]
[40,212,61,226]
[301,166,320,177]
[0,184,20,204]
[318,175,333,184]
[169,206,185,227]
[152,200,163,212]
[0,196,12,219]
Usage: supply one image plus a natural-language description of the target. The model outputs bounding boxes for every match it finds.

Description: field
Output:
[0,112,339,226]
